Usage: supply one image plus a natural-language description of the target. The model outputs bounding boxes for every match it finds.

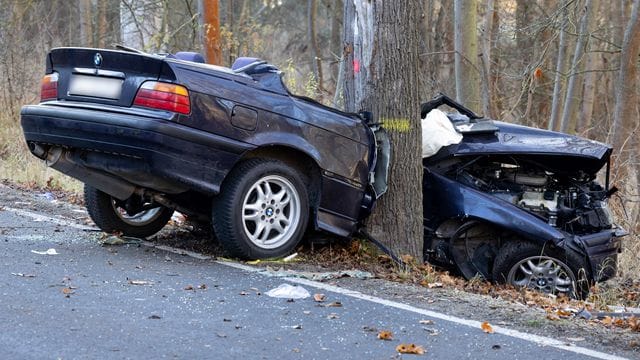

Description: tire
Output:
[212,159,309,259]
[84,184,174,238]
[492,240,590,299]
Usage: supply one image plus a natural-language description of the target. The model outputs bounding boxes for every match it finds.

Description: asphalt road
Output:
[0,198,630,359]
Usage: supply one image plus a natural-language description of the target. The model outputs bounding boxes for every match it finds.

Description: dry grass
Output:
[0,114,81,193]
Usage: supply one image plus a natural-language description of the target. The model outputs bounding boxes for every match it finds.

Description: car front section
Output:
[421,95,626,298]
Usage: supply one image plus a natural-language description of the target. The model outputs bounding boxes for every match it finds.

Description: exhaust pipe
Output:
[45,147,136,200]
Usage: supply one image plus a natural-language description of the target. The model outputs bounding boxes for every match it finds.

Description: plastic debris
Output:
[31,248,58,255]
[265,283,310,299]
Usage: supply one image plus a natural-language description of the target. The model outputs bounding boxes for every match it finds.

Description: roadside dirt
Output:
[1,181,638,358]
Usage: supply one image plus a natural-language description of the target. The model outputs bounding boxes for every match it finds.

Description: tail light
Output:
[40,72,59,102]
[133,81,190,115]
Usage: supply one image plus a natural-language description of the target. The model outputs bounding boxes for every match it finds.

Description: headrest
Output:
[172,52,206,63]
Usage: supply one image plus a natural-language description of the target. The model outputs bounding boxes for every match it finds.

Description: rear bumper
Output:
[20,103,253,195]
[573,227,627,282]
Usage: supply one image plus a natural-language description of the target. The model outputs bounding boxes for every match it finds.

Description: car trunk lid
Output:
[47,48,170,107]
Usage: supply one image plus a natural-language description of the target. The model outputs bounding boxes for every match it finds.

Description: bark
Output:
[560,0,594,134]
[200,0,222,65]
[308,0,324,91]
[454,0,480,113]
[343,0,423,258]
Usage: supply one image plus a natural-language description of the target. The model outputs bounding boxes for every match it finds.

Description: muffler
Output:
[45,147,136,200]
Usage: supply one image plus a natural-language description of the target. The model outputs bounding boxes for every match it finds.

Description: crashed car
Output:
[420,96,626,297]
[20,47,624,297]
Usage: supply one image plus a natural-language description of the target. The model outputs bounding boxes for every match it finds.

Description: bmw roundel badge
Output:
[94,53,102,67]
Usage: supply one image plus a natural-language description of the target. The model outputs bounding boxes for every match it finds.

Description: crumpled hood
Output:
[451,121,612,175]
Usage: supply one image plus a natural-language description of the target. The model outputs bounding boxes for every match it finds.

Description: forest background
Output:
[0,0,638,284]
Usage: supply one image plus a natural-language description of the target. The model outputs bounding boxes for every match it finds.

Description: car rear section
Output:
[21,48,252,202]
[21,47,385,260]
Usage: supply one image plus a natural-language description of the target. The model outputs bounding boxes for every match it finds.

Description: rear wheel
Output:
[492,241,589,299]
[212,159,309,259]
[84,184,174,238]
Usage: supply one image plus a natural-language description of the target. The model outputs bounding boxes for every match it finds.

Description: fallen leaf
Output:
[327,313,339,319]
[292,324,302,329]
[239,291,248,296]
[601,316,613,326]
[148,315,161,319]
[481,321,494,334]
[216,332,227,338]
[61,287,74,295]
[377,330,393,340]
[313,293,326,302]
[184,285,195,291]
[396,343,425,355]
[546,313,560,321]
[419,320,434,325]
[198,284,207,290]
[427,282,443,289]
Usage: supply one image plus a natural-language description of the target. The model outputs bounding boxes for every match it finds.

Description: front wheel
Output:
[492,241,589,299]
[212,159,309,259]
[84,184,174,238]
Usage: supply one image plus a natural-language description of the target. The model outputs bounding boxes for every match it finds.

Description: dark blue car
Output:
[20,47,625,298]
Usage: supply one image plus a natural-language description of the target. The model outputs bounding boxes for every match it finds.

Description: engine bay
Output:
[450,156,614,235]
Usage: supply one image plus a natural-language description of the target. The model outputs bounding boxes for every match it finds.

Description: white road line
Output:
[218,260,628,360]
[2,207,97,231]
[5,207,626,360]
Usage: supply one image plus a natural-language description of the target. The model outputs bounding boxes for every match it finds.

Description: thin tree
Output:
[342,0,423,258]
[454,0,481,113]
[308,0,324,92]
[200,0,222,65]
[559,0,594,134]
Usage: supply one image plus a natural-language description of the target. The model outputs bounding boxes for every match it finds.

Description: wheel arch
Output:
[237,145,322,216]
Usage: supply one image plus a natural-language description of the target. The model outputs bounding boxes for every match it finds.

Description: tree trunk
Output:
[200,0,222,65]
[560,0,594,134]
[548,2,569,131]
[577,0,601,135]
[454,0,480,113]
[343,0,423,259]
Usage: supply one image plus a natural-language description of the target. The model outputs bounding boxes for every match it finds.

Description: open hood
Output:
[450,121,612,175]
